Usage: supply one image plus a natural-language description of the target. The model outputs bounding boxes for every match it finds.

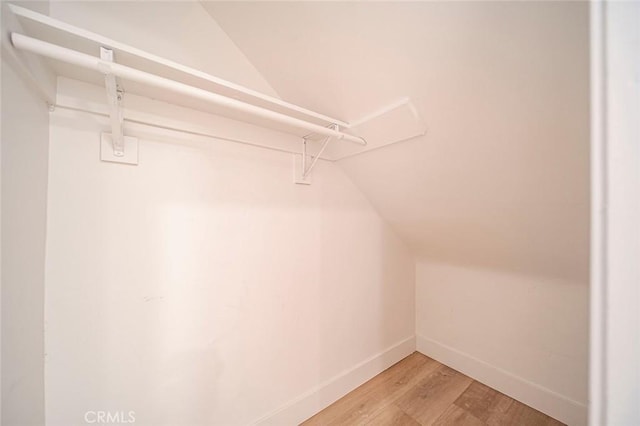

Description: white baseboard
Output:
[252,335,416,425]
[416,334,587,426]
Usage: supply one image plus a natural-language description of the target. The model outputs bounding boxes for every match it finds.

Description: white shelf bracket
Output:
[294,124,337,185]
[98,46,138,165]
[302,132,332,178]
[99,46,125,156]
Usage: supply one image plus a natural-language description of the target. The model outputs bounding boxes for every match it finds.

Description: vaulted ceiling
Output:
[203,1,590,282]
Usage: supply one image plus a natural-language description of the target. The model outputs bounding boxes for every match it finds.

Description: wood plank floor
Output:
[302,352,564,426]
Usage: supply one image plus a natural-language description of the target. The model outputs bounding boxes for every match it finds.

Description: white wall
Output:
[590,1,640,424]
[604,2,640,422]
[1,49,50,426]
[39,4,415,422]
[416,262,588,425]
[44,97,415,425]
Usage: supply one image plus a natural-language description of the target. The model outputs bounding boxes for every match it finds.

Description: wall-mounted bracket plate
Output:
[293,154,311,185]
[100,132,138,165]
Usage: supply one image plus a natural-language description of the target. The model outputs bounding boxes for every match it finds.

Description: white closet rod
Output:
[56,103,334,160]
[10,33,366,146]
[7,3,349,129]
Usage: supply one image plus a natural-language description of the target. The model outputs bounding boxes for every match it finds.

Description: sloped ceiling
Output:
[48,1,280,98]
[204,1,590,282]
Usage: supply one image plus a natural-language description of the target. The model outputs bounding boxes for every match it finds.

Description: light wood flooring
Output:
[302,352,564,426]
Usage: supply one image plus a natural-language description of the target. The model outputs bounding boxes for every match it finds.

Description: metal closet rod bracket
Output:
[301,123,338,179]
[99,46,125,157]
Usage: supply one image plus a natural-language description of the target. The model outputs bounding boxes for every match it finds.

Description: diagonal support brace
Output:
[302,124,338,179]
[100,47,124,156]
